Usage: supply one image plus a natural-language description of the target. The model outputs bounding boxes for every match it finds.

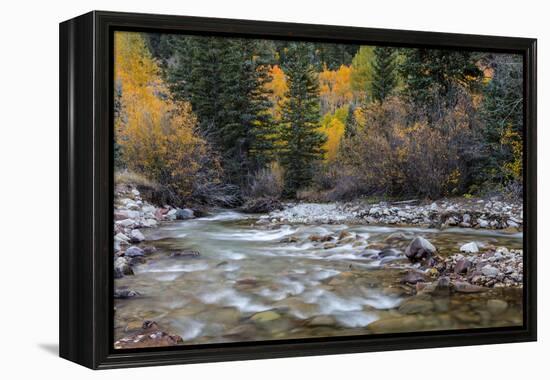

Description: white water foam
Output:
[198,288,269,313]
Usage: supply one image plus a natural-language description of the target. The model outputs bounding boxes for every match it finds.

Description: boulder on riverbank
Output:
[405,237,437,264]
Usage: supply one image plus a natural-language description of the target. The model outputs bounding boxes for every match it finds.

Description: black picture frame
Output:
[59,10,537,369]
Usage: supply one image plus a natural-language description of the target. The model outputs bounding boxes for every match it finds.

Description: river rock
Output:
[405,237,437,263]
[114,232,130,244]
[114,257,133,278]
[487,299,508,314]
[460,242,479,253]
[175,208,194,220]
[114,321,183,349]
[125,246,145,258]
[309,234,333,242]
[116,218,135,228]
[453,281,486,293]
[507,219,519,228]
[250,310,281,323]
[338,230,352,240]
[166,209,177,220]
[114,288,140,299]
[481,265,499,278]
[170,250,200,258]
[401,270,427,284]
[398,297,434,314]
[367,315,424,333]
[308,315,336,326]
[478,218,489,228]
[142,218,158,228]
[454,259,472,274]
[129,229,146,243]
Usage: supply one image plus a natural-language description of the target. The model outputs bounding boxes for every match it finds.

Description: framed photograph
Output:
[59,11,537,369]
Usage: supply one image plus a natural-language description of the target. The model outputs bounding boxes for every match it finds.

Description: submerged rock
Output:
[125,246,145,258]
[114,288,140,299]
[487,299,508,314]
[453,281,486,293]
[367,315,424,333]
[250,310,281,323]
[398,297,434,315]
[308,315,336,327]
[169,250,200,258]
[401,270,427,284]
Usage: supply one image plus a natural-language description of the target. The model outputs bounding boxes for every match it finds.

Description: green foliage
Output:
[117,31,524,202]
[279,44,327,197]
[479,54,523,189]
[371,47,398,102]
[399,48,483,119]
[166,36,275,186]
[350,46,374,93]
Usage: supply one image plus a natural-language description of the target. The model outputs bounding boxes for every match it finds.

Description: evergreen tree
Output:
[279,44,326,197]
[371,47,397,102]
[399,48,482,118]
[166,36,275,186]
[218,39,275,184]
[479,54,523,186]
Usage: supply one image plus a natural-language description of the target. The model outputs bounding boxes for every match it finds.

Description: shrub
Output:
[247,162,284,199]
[330,94,481,200]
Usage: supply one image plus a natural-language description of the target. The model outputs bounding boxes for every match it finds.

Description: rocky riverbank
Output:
[113,184,198,278]
[113,184,198,346]
[261,198,523,231]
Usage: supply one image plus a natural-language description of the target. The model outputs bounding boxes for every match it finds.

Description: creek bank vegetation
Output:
[114,32,523,210]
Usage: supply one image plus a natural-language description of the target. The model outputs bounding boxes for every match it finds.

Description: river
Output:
[114,209,523,344]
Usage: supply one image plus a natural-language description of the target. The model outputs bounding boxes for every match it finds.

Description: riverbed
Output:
[114,209,523,345]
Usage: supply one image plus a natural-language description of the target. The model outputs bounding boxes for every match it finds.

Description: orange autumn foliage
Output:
[114,31,220,200]
[265,65,288,121]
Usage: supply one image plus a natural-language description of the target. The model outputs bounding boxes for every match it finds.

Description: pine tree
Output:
[279,44,326,197]
[166,36,275,186]
[399,48,482,115]
[371,47,397,102]
[218,39,275,184]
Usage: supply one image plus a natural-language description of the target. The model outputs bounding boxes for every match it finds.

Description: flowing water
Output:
[114,210,523,344]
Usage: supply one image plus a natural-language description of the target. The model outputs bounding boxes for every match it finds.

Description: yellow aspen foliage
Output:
[114,31,218,200]
[319,65,353,114]
[265,65,288,121]
[319,106,348,161]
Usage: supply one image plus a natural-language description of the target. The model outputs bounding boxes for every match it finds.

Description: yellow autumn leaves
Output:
[114,32,219,200]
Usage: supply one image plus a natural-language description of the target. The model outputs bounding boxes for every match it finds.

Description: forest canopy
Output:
[114,31,524,206]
